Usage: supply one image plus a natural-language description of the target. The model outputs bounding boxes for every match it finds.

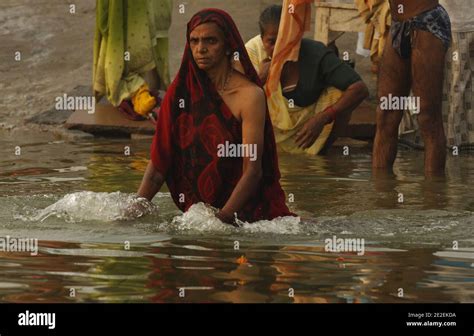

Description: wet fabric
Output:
[150,8,294,222]
[246,35,343,155]
[390,4,452,59]
[247,0,355,155]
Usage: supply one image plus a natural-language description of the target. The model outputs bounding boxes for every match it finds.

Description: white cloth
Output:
[356,32,371,57]
[439,0,474,32]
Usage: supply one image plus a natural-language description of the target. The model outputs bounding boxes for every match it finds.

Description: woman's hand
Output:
[216,210,232,223]
[295,112,331,149]
[123,196,155,220]
[216,210,242,228]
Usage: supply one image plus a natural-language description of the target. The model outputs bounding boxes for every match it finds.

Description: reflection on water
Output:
[0,130,473,303]
[1,240,472,303]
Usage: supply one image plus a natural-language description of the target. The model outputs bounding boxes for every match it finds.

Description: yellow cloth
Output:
[246,0,340,155]
[271,86,342,155]
[131,84,157,116]
[355,0,391,64]
[246,35,268,73]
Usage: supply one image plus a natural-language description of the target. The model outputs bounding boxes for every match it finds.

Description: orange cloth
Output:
[265,0,312,97]
[261,0,337,155]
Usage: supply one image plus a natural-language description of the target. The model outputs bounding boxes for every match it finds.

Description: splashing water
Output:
[13,192,303,235]
[11,191,473,242]
[168,202,303,235]
[14,191,158,223]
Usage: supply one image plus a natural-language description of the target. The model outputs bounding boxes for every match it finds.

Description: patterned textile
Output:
[93,0,171,106]
[150,8,294,222]
[390,4,451,59]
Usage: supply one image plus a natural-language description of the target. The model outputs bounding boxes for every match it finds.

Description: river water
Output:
[0,130,473,303]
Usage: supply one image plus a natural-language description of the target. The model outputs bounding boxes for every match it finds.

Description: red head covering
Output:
[150,8,294,221]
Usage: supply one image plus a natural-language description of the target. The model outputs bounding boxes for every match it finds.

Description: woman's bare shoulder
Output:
[232,70,265,100]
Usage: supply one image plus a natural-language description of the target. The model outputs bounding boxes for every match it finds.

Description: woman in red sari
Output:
[137,8,295,225]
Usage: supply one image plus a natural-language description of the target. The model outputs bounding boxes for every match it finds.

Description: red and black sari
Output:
[150,8,295,222]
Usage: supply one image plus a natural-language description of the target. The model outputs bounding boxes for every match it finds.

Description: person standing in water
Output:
[399,0,474,150]
[372,0,451,176]
[136,9,295,225]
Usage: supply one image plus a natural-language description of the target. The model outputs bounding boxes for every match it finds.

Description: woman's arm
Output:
[137,161,165,201]
[216,87,266,224]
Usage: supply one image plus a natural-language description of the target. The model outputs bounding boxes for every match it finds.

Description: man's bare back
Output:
[389,0,438,21]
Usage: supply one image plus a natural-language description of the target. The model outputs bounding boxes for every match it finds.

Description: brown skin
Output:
[258,24,279,83]
[258,24,369,150]
[372,28,447,176]
[138,22,266,225]
[295,81,369,149]
[389,0,439,21]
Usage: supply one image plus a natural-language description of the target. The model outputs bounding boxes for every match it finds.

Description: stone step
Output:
[65,103,155,137]
[64,99,377,139]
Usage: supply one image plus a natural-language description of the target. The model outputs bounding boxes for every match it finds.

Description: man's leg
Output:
[372,34,411,170]
[411,30,447,175]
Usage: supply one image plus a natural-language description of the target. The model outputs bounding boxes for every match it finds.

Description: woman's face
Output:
[189,22,227,71]
[261,24,279,59]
